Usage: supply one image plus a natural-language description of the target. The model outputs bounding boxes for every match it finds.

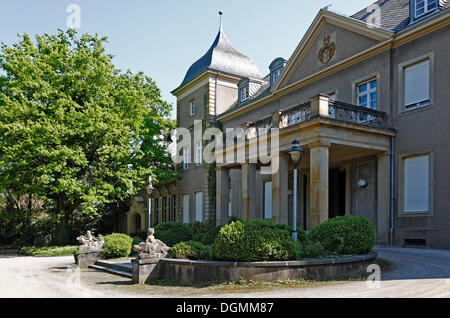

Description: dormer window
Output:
[240,86,249,102]
[413,0,438,20]
[272,69,282,84]
[269,57,287,87]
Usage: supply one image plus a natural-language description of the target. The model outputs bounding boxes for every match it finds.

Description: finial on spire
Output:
[218,11,223,31]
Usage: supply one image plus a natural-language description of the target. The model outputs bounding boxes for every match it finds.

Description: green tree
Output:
[0,29,175,244]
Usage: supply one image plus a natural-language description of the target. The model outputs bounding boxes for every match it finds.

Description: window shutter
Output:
[404,60,430,106]
[264,182,273,219]
[182,194,189,223]
[404,155,429,212]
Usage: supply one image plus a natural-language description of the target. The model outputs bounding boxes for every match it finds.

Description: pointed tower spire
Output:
[218,11,223,32]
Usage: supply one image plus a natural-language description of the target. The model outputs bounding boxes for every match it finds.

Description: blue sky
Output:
[0,0,376,118]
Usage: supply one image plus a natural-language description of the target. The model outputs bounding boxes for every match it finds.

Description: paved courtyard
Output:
[0,246,449,298]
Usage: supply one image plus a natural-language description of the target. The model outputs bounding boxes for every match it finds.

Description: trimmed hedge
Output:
[153,222,193,247]
[170,240,211,260]
[102,233,133,259]
[193,225,223,245]
[211,220,299,262]
[250,219,307,243]
[297,240,327,259]
[308,215,376,255]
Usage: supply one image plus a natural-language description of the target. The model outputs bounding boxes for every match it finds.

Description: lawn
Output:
[18,246,78,257]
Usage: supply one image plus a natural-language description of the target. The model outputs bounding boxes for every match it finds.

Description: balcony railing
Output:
[222,98,388,147]
[328,100,387,128]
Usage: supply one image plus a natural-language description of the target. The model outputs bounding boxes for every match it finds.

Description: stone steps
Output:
[89,260,133,278]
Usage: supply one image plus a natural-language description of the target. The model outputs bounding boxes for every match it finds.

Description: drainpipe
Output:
[389,129,397,245]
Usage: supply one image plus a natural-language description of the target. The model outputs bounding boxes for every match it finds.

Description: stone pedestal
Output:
[74,251,101,267]
[132,258,162,284]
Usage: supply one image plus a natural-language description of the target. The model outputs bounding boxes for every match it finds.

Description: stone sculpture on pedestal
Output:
[133,228,171,259]
[74,230,104,266]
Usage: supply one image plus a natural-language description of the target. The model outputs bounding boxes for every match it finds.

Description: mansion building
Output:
[127,0,450,249]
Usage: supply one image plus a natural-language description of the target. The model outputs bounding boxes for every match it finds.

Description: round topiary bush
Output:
[211,220,299,262]
[153,222,193,247]
[170,240,211,260]
[307,215,376,255]
[102,233,133,259]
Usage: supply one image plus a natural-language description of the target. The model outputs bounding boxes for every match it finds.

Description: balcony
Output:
[248,98,388,137]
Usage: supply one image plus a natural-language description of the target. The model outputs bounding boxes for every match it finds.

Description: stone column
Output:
[272,153,289,224]
[309,144,329,229]
[377,153,390,245]
[241,163,256,221]
[216,167,230,226]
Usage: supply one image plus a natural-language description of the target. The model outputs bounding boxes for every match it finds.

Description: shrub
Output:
[211,220,299,262]
[308,215,376,255]
[251,219,307,243]
[130,230,147,241]
[193,225,223,245]
[130,236,144,256]
[297,240,327,259]
[153,222,193,247]
[18,246,78,257]
[170,241,211,260]
[102,233,133,259]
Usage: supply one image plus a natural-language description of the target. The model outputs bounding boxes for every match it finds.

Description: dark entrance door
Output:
[329,168,346,219]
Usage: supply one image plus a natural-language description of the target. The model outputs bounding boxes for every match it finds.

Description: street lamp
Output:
[146,176,154,228]
[288,140,304,241]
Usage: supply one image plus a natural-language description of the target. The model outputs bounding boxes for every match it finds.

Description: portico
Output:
[215,95,395,240]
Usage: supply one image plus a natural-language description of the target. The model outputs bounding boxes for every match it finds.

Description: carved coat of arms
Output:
[318,36,336,64]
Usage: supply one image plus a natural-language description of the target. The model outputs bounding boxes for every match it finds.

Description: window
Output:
[240,86,249,102]
[182,194,189,223]
[415,0,437,19]
[190,101,195,116]
[264,181,272,219]
[272,69,282,84]
[357,79,377,110]
[404,155,430,213]
[404,60,430,110]
[195,142,202,166]
[228,187,232,217]
[183,146,190,170]
[328,92,336,101]
[195,192,203,222]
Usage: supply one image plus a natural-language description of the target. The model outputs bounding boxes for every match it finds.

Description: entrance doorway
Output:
[329,168,346,219]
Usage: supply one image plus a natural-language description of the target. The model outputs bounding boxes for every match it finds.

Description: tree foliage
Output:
[0,29,176,244]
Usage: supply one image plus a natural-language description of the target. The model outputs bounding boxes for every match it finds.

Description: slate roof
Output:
[177,26,262,89]
[351,0,450,33]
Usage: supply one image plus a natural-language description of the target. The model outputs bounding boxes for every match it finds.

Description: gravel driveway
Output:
[0,246,449,298]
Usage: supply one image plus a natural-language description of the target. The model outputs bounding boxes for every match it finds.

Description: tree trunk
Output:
[53,196,71,245]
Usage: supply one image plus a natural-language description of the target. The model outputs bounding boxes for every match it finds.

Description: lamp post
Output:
[146,176,154,228]
[288,140,304,241]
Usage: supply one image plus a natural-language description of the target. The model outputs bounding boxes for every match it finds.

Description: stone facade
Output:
[170,1,450,249]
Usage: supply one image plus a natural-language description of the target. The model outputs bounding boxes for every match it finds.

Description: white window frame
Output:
[195,191,203,222]
[272,69,282,85]
[357,78,377,110]
[263,181,272,220]
[195,141,202,166]
[240,86,249,102]
[398,152,434,217]
[415,0,438,19]
[182,146,190,170]
[189,101,195,116]
[182,194,190,224]
[403,59,431,110]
